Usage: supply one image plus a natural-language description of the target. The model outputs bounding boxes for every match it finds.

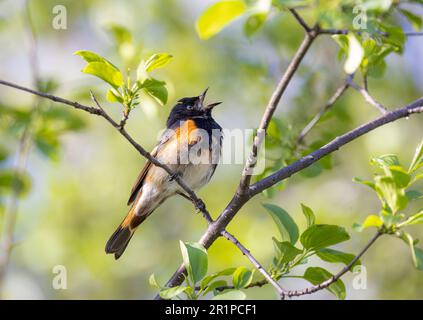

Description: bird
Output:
[105,88,222,259]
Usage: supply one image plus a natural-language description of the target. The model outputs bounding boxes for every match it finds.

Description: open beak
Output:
[205,101,222,110]
[199,87,209,105]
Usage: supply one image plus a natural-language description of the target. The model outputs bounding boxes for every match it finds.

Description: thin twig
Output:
[221,230,287,298]
[347,78,388,114]
[296,80,350,145]
[289,8,311,33]
[287,232,382,297]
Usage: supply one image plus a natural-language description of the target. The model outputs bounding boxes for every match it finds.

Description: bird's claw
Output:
[195,199,206,213]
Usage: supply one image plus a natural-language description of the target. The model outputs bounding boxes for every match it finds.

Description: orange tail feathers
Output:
[105,207,145,260]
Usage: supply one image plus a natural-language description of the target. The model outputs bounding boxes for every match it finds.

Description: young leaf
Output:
[82,62,123,88]
[144,53,173,73]
[406,190,423,202]
[212,290,246,300]
[387,166,411,188]
[316,248,360,268]
[344,33,364,74]
[140,78,168,105]
[196,0,247,40]
[179,241,208,284]
[244,12,267,38]
[301,203,315,228]
[375,176,408,213]
[159,286,188,300]
[371,154,400,168]
[202,280,227,296]
[401,212,423,226]
[107,88,123,103]
[232,267,254,289]
[74,50,119,70]
[263,203,299,244]
[353,177,376,190]
[353,214,383,232]
[200,267,236,290]
[399,232,423,270]
[149,274,161,289]
[303,267,346,299]
[273,238,303,264]
[300,224,350,251]
[399,9,422,31]
[409,139,423,173]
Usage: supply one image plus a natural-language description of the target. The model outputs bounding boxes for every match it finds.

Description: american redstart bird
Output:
[105,88,222,259]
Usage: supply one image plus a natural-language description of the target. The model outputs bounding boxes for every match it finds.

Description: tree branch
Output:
[238,31,317,193]
[0,79,214,225]
[287,231,382,297]
[249,97,423,196]
[289,9,311,33]
[221,230,287,298]
[347,78,388,114]
[296,79,350,145]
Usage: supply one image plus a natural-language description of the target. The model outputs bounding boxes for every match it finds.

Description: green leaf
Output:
[263,203,299,244]
[74,50,119,70]
[375,176,408,213]
[244,12,267,38]
[149,274,161,288]
[344,33,364,74]
[34,130,61,161]
[232,267,254,289]
[300,224,350,251]
[200,267,236,290]
[140,78,168,105]
[106,88,124,103]
[399,9,422,31]
[0,145,9,162]
[353,177,375,190]
[303,267,346,299]
[196,0,247,40]
[353,214,383,232]
[399,232,423,270]
[0,169,32,197]
[317,248,360,268]
[406,190,423,202]
[82,62,124,88]
[202,280,227,296]
[212,290,246,300]
[106,24,133,45]
[371,154,400,167]
[179,241,208,284]
[273,238,303,264]
[159,286,188,300]
[301,203,315,228]
[387,166,411,188]
[409,139,423,173]
[144,53,173,72]
[401,212,423,226]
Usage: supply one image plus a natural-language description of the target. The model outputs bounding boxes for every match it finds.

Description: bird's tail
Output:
[105,206,145,260]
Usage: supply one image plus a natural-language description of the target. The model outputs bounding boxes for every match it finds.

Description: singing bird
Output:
[105,89,222,259]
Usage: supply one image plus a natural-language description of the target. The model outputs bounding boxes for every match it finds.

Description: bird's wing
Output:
[126,129,175,205]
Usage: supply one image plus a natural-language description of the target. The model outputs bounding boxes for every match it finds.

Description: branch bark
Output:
[221,230,287,297]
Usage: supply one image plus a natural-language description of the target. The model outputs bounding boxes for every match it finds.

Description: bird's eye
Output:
[187,105,194,110]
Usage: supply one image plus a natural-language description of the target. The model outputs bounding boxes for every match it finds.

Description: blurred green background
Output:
[0,0,422,299]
